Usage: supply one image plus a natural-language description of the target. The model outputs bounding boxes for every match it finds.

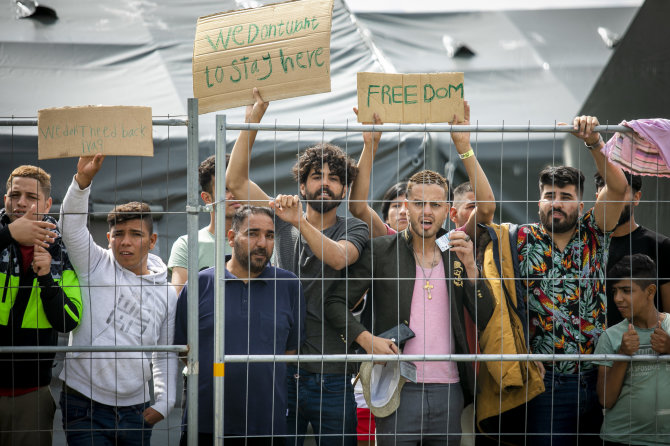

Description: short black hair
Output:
[453,181,473,202]
[107,202,153,233]
[231,205,275,232]
[380,182,407,222]
[538,166,585,199]
[594,171,641,194]
[608,254,657,291]
[199,153,231,195]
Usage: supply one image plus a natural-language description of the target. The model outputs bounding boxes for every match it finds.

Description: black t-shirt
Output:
[606,225,670,326]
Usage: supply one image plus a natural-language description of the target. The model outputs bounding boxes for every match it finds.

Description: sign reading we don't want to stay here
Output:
[37,106,153,160]
[193,0,334,115]
[357,72,465,124]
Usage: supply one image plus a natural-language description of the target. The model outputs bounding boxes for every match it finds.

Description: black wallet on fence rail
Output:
[377,323,415,347]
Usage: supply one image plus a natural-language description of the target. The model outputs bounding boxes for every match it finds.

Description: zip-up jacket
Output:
[325,228,496,404]
[0,210,82,389]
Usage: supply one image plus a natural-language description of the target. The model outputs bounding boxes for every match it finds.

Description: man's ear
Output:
[647,283,657,300]
[44,197,53,215]
[227,229,236,247]
[149,233,158,250]
[449,206,458,224]
[579,201,584,213]
[633,190,642,207]
[299,183,305,198]
[106,232,111,248]
[201,191,212,204]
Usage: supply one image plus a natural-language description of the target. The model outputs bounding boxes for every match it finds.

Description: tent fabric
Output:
[0,0,641,259]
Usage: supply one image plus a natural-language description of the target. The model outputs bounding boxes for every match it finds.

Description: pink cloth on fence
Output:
[602,118,670,178]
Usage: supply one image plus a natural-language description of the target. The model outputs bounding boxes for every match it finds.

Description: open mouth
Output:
[419,218,433,231]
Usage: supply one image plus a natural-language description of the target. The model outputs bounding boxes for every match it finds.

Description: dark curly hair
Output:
[607,254,657,292]
[292,143,358,187]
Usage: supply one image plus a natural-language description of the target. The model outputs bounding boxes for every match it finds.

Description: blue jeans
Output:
[60,388,153,446]
[526,368,602,446]
[286,365,357,446]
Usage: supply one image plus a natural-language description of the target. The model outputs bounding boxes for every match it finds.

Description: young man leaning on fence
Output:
[58,154,177,446]
[0,165,82,446]
[518,116,628,445]
[226,88,369,446]
[174,205,305,445]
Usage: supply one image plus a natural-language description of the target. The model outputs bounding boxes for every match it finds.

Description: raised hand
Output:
[353,107,383,151]
[450,100,471,154]
[619,324,639,355]
[269,194,303,228]
[32,245,52,276]
[571,115,601,145]
[75,154,106,189]
[245,87,269,124]
[8,204,57,248]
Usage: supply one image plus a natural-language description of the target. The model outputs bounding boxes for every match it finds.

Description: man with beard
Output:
[518,116,628,445]
[174,205,305,445]
[594,172,670,324]
[226,89,369,446]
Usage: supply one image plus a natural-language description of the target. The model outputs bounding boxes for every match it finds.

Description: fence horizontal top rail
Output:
[221,122,632,133]
[0,118,188,127]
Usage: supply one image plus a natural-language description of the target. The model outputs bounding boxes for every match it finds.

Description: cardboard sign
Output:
[356,72,464,123]
[193,0,334,115]
[37,106,153,160]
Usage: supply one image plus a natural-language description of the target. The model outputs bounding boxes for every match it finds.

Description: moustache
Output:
[250,248,268,258]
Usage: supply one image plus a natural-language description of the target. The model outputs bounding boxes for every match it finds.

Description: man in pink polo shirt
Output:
[326,170,495,445]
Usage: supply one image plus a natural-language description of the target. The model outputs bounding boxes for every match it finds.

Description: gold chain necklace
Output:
[413,247,438,300]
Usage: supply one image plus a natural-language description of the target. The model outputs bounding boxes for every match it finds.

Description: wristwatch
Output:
[584,135,603,150]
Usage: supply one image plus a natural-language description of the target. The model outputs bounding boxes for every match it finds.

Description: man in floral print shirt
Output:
[518,116,628,446]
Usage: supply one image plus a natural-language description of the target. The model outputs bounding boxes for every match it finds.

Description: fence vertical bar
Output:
[214,114,227,445]
[187,98,201,446]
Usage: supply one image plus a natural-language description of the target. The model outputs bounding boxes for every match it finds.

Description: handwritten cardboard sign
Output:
[37,106,153,160]
[356,72,465,123]
[193,0,334,115]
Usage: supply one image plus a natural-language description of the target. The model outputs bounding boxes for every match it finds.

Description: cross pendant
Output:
[424,280,434,300]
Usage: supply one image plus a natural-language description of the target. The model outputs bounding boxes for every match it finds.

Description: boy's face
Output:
[4,176,52,222]
[612,279,655,321]
[107,218,157,275]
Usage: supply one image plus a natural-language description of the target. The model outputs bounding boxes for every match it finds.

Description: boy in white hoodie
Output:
[58,154,177,445]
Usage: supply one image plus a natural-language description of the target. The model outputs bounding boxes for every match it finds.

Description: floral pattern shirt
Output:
[517,210,610,374]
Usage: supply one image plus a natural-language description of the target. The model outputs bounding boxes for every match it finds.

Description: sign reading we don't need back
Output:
[193,0,334,114]
[37,106,153,160]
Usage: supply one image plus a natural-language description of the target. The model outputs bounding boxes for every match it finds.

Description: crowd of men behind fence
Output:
[1,88,669,446]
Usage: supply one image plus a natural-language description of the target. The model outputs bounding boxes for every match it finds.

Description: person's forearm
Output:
[59,177,99,276]
[296,216,357,270]
[39,275,81,332]
[592,147,627,231]
[592,147,627,197]
[350,141,375,216]
[227,128,256,196]
[599,362,628,408]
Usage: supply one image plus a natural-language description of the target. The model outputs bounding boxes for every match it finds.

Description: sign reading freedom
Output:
[356,72,465,123]
[193,0,334,115]
[38,106,153,160]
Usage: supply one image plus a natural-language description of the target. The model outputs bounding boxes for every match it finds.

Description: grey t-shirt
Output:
[275,215,369,374]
